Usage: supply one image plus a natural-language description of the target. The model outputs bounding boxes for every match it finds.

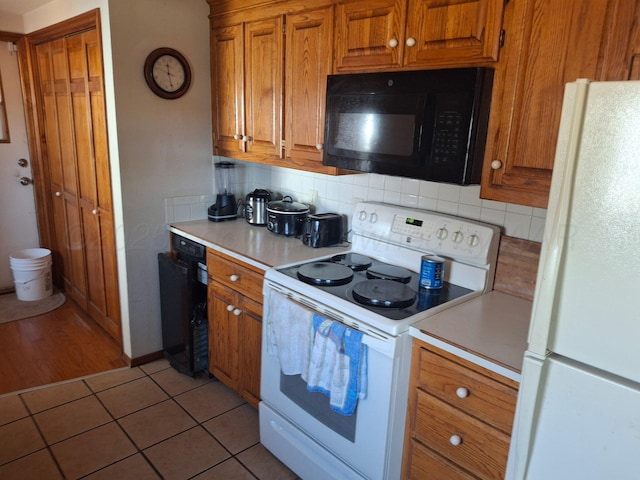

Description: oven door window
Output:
[280,372,357,442]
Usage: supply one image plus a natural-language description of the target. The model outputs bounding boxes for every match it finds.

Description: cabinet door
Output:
[208,281,239,390]
[211,23,245,157]
[284,6,333,169]
[238,296,263,408]
[244,17,283,157]
[335,0,406,71]
[404,0,505,67]
[480,0,624,208]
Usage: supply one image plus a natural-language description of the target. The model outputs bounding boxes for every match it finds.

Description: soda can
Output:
[419,255,444,289]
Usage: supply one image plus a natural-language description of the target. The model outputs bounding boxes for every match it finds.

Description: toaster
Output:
[302,213,343,248]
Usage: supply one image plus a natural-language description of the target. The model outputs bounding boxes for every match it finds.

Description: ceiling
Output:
[0,0,51,16]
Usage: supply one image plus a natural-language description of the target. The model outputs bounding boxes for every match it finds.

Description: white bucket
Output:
[9,248,53,301]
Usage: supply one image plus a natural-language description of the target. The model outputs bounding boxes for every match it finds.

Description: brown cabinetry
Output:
[207,248,264,407]
[480,0,640,208]
[334,0,506,72]
[402,341,518,479]
[210,1,342,174]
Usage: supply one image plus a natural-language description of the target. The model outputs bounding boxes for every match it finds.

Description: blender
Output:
[208,161,238,221]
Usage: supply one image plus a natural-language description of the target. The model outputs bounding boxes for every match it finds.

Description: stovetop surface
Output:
[277,254,473,321]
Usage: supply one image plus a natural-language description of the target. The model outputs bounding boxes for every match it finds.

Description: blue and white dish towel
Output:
[267,291,368,416]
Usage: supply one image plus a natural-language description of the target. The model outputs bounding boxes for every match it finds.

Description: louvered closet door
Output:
[34,28,121,343]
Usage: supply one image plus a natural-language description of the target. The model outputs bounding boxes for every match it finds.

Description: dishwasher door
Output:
[158,252,208,376]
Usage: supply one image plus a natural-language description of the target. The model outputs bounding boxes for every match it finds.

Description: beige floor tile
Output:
[0,395,28,426]
[175,381,244,423]
[118,399,197,449]
[203,404,259,454]
[82,453,161,480]
[84,367,146,392]
[34,395,112,444]
[150,367,212,397]
[97,376,168,418]
[144,425,230,480]
[138,357,171,375]
[50,422,137,480]
[192,458,255,479]
[20,380,91,413]
[0,449,63,480]
[236,444,297,480]
[0,417,46,465]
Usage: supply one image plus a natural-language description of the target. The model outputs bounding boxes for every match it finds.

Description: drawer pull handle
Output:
[233,308,242,316]
[230,274,240,282]
[226,305,235,312]
[450,435,462,446]
[456,387,469,398]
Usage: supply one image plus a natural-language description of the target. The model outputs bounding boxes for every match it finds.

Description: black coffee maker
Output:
[208,161,238,221]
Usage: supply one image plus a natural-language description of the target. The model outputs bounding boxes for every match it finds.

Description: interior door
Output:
[0,39,40,290]
[27,16,121,343]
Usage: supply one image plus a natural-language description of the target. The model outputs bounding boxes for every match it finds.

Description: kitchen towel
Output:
[266,290,314,375]
[306,313,368,416]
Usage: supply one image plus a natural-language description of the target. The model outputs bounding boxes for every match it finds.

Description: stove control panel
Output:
[352,202,500,265]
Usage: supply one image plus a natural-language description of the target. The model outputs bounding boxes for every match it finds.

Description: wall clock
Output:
[143,47,191,99]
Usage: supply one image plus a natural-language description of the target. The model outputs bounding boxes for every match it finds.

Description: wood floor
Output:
[0,296,127,396]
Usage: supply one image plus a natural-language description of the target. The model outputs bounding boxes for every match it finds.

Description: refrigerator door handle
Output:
[527,79,590,354]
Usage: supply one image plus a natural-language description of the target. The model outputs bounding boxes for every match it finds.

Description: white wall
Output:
[108,0,211,358]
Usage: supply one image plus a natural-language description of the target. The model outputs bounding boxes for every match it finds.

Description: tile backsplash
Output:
[165,157,546,243]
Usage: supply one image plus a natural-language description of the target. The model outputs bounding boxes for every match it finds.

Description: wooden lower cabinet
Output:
[402,341,518,479]
[207,249,264,407]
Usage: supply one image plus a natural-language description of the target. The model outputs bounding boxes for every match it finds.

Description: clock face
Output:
[152,54,186,93]
[144,48,191,99]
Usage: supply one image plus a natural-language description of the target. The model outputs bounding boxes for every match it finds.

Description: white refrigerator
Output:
[506,79,640,479]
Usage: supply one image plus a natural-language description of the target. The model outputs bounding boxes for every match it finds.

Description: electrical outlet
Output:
[309,189,318,204]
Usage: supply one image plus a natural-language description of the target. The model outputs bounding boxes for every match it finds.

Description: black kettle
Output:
[244,189,272,226]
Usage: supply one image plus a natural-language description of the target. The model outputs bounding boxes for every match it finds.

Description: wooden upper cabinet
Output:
[334,0,506,72]
[211,16,283,160]
[480,0,640,209]
[284,6,335,171]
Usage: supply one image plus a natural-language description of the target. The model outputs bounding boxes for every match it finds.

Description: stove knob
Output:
[436,227,448,240]
[369,212,378,224]
[467,234,480,247]
[358,210,367,221]
[452,231,464,243]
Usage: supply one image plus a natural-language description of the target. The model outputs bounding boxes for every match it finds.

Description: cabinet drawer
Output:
[405,439,477,480]
[413,390,510,479]
[207,249,264,301]
[416,346,517,433]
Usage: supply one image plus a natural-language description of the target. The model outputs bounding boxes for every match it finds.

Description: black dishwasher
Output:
[158,234,208,376]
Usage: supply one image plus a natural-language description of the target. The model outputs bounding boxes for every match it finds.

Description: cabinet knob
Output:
[229,274,239,282]
[450,435,462,446]
[242,135,251,142]
[406,37,417,47]
[491,160,503,170]
[91,209,99,215]
[456,387,469,398]
[316,143,323,151]
[226,304,234,312]
[388,38,399,48]
[234,134,242,140]
[233,308,242,316]
[55,191,62,197]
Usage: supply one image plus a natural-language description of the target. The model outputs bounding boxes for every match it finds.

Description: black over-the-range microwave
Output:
[322,68,494,185]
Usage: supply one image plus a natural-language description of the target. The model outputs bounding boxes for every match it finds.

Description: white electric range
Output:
[260,201,500,480]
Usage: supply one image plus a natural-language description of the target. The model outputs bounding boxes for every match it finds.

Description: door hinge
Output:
[282,23,286,35]
[499,29,506,48]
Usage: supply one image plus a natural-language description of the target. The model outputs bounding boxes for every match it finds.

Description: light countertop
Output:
[410,291,532,382]
[169,219,350,271]
[170,219,531,382]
